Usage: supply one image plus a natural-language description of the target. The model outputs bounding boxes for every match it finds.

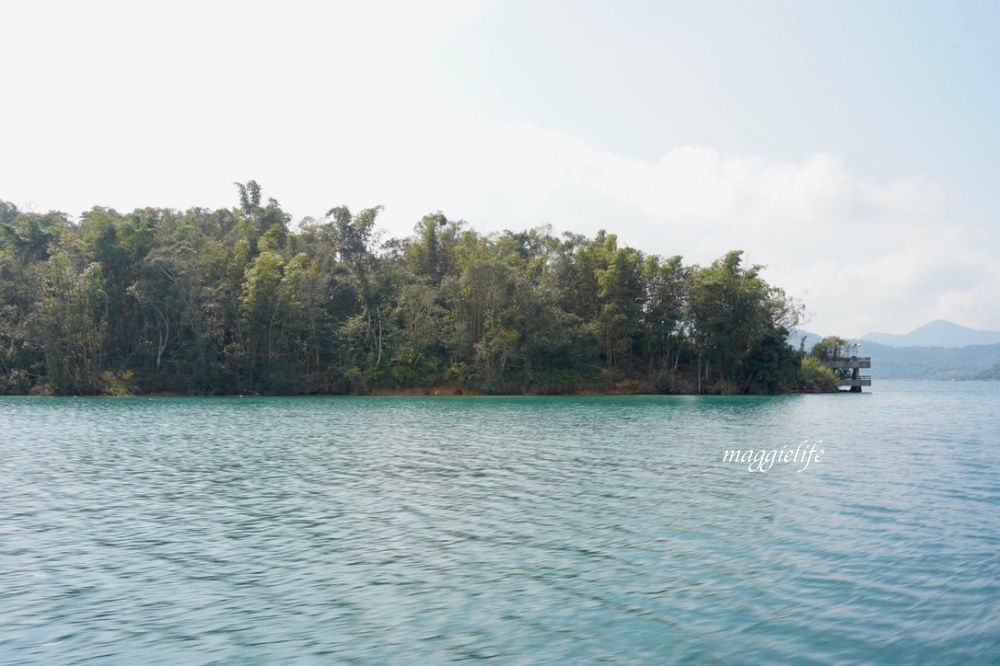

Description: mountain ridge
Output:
[862,319,1000,348]
[789,321,1000,380]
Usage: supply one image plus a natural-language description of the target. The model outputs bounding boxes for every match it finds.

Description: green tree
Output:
[810,336,849,362]
[687,251,801,393]
[31,257,107,394]
[596,246,644,369]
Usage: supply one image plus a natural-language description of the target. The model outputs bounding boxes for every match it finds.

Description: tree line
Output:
[0,182,837,396]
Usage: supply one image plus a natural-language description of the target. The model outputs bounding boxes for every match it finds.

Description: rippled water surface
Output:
[2,382,999,664]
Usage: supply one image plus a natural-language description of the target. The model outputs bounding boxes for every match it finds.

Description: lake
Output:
[2,381,998,664]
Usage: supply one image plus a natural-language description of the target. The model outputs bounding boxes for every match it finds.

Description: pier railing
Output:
[825,357,871,369]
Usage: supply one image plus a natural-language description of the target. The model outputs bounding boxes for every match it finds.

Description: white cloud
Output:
[359,120,993,337]
[2,1,996,337]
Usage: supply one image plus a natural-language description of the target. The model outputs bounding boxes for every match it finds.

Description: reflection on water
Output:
[1,384,999,663]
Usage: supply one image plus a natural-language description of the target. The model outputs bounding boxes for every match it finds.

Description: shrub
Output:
[800,356,838,392]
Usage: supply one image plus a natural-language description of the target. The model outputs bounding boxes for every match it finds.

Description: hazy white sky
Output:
[2,0,999,337]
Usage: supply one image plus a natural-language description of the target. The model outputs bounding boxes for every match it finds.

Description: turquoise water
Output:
[1,382,998,664]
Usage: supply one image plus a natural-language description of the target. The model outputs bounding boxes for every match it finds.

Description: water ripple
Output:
[1,384,998,663]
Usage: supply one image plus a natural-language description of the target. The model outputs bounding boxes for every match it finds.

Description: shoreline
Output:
[14,379,845,398]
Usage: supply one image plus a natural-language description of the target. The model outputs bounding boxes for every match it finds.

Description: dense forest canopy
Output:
[0,182,833,396]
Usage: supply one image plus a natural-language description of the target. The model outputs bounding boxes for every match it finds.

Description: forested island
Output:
[0,182,842,396]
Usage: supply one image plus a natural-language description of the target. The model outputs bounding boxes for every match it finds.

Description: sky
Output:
[2,0,999,338]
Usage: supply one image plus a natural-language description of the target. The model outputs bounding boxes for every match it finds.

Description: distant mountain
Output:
[860,341,1000,380]
[862,320,1000,348]
[787,328,825,352]
[788,326,1000,380]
